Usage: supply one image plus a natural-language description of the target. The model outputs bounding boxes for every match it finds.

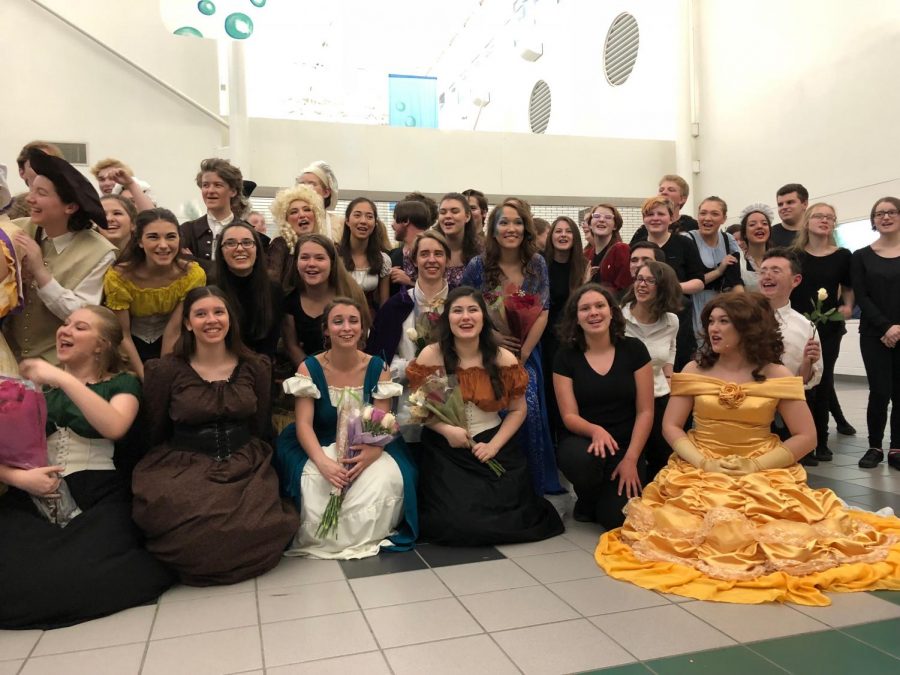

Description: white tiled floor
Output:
[1,378,898,675]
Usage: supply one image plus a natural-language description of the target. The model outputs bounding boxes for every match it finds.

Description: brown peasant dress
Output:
[132,355,299,585]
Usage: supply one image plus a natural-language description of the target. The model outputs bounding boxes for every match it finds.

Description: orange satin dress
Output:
[597,374,900,606]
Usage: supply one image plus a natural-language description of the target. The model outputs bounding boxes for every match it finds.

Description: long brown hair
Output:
[173,286,254,360]
[436,286,505,399]
[557,283,626,351]
[340,197,384,273]
[296,233,368,310]
[621,261,682,323]
[545,216,586,295]
[438,192,481,265]
[483,199,539,290]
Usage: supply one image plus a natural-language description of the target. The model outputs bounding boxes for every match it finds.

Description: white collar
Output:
[41,230,76,254]
[207,212,235,227]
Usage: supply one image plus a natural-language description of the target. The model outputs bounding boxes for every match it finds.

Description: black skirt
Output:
[0,470,175,630]
[419,425,564,546]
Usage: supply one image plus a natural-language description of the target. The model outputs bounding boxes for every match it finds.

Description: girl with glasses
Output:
[853,197,900,470]
[621,261,683,481]
[215,222,282,359]
[790,203,854,463]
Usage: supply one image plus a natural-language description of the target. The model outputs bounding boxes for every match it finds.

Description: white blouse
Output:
[283,372,402,404]
[622,305,679,398]
[350,252,392,293]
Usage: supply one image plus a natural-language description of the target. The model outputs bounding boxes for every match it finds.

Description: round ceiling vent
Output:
[604,13,640,86]
[528,80,551,134]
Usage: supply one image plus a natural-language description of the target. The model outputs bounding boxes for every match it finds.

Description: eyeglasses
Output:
[809,214,836,223]
[591,214,615,221]
[222,239,256,250]
[874,209,900,219]
[634,275,657,286]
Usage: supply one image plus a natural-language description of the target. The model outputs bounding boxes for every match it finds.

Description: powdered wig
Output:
[269,184,326,253]
[296,161,339,209]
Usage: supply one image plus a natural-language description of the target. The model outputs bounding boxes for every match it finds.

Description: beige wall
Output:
[248,118,674,204]
[1,0,222,216]
[694,0,900,223]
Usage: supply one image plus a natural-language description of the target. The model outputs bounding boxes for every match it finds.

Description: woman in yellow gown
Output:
[0,219,24,376]
[597,292,900,606]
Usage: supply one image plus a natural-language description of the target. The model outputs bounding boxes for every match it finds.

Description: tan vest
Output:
[3,219,114,364]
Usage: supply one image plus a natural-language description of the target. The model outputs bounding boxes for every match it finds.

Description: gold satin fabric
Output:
[597,374,900,605]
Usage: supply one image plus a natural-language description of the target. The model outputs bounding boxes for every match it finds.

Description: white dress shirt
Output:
[206,212,235,261]
[774,302,823,389]
[622,305,679,398]
[36,232,116,320]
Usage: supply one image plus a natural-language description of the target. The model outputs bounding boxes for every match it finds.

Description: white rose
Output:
[817,288,828,302]
[382,412,396,429]
[406,328,419,341]
[362,407,373,422]
[408,391,424,406]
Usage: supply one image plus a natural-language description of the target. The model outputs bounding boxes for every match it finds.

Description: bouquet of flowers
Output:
[0,376,81,527]
[804,287,844,339]
[503,283,543,346]
[483,284,542,351]
[405,308,442,356]
[316,402,400,539]
[408,371,505,477]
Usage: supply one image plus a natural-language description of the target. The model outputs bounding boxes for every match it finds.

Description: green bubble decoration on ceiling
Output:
[224,12,254,39]
[250,0,266,7]
[197,1,216,16]
[173,26,204,37]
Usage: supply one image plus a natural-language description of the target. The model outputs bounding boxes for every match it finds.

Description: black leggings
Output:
[859,333,900,449]
[557,433,643,529]
[805,330,843,449]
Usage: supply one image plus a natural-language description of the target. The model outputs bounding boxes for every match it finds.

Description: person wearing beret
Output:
[3,149,116,365]
[180,158,251,275]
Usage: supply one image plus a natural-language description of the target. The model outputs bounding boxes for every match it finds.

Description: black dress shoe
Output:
[813,447,833,462]
[888,451,900,471]
[859,448,885,468]
[799,454,819,467]
[835,422,857,436]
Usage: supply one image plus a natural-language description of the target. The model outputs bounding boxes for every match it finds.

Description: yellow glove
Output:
[719,446,796,476]
[671,437,723,472]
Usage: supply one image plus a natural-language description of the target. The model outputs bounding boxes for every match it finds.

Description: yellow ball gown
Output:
[597,373,900,606]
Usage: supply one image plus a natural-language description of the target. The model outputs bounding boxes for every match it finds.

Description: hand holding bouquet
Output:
[408,371,506,477]
[502,283,542,346]
[316,403,400,539]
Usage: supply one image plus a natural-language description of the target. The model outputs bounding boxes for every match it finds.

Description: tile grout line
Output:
[342,567,397,675]
[426,554,526,675]
[253,577,268,675]
[138,600,162,674]
[832,620,900,662]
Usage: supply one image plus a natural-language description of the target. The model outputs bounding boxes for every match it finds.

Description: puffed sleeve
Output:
[103,267,133,311]
[282,372,321,398]
[141,357,175,448]
[372,381,403,399]
[406,359,441,390]
[107,372,142,402]
[177,262,207,300]
[378,252,392,279]
[501,364,528,400]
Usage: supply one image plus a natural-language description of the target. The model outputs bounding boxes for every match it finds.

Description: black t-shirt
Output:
[629,214,699,245]
[283,290,325,355]
[548,259,573,328]
[769,223,801,248]
[790,248,851,337]
[553,337,651,447]
[661,234,704,283]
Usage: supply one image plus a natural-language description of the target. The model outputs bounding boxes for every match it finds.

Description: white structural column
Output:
[674,0,700,211]
[227,40,250,173]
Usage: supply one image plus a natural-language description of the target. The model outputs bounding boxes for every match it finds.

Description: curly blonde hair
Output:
[269,184,326,253]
